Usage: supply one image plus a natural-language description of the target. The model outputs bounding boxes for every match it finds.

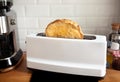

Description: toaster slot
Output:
[36,33,96,40]
[37,33,46,37]
[83,35,96,40]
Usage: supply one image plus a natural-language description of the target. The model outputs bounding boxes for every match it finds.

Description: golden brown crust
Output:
[45,19,84,39]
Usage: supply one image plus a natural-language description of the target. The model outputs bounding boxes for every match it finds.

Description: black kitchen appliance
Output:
[0,0,23,72]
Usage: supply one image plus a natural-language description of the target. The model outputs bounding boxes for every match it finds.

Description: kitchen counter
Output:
[0,54,120,82]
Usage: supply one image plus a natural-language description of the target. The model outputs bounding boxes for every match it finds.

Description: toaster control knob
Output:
[10,19,16,25]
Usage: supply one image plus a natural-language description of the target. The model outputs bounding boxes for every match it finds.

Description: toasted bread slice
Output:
[45,19,84,39]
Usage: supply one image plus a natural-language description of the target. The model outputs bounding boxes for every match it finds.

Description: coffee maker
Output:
[0,0,23,72]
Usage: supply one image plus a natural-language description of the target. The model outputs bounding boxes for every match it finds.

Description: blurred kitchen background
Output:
[12,0,120,51]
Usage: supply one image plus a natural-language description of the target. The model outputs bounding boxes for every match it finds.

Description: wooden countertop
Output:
[0,54,120,82]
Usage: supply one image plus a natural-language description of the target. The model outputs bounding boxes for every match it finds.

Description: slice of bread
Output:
[45,19,84,39]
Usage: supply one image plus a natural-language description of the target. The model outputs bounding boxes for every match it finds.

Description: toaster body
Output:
[26,33,107,77]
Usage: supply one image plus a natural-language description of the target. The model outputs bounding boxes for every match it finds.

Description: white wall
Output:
[12,0,120,51]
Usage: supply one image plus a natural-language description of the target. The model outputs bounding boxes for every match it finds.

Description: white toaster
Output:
[26,33,107,77]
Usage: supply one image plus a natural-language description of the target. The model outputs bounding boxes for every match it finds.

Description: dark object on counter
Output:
[0,0,23,72]
[0,49,23,72]
[29,68,102,82]
[112,57,120,70]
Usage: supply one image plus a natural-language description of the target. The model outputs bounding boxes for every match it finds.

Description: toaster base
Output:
[29,68,104,82]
